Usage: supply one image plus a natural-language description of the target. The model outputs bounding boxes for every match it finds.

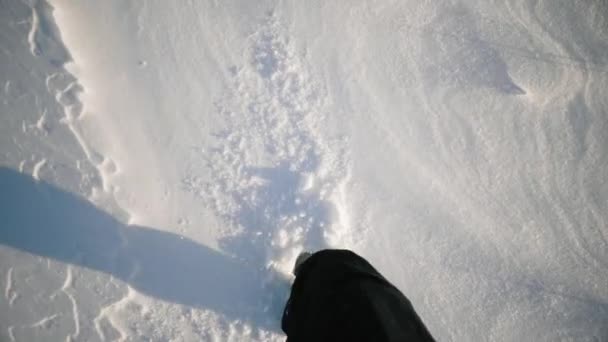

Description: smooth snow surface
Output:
[2,0,608,341]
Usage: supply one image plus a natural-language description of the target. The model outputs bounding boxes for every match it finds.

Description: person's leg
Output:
[292,251,312,276]
[282,249,435,341]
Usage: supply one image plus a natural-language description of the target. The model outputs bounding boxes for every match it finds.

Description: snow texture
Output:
[1,0,607,341]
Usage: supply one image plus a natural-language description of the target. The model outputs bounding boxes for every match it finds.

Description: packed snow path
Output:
[1,0,607,341]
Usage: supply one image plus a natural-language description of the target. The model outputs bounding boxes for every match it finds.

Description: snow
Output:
[1,0,607,341]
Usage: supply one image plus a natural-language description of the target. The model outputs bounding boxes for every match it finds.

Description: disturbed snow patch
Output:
[182,12,352,276]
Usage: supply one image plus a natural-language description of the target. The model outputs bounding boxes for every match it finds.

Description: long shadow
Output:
[0,167,289,332]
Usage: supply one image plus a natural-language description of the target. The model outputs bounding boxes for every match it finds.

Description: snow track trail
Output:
[184,12,352,275]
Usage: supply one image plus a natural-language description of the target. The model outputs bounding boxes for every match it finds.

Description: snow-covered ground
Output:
[1,0,607,341]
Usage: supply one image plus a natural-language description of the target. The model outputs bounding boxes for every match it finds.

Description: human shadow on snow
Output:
[0,167,289,333]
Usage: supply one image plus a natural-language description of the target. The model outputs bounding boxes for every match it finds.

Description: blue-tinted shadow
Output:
[0,167,289,332]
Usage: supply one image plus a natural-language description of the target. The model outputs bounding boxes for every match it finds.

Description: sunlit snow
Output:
[1,1,607,341]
